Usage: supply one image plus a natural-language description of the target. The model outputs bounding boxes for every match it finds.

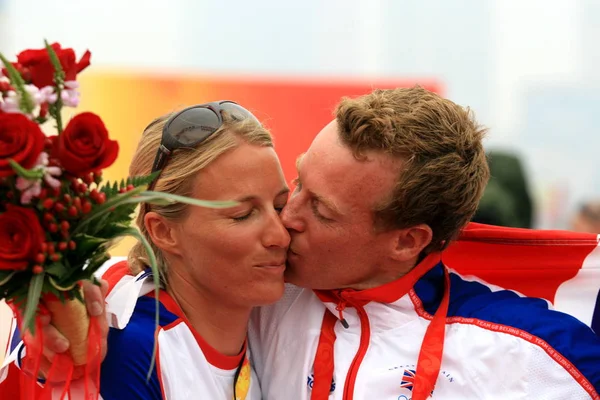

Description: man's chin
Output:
[283,264,296,284]
[283,263,304,286]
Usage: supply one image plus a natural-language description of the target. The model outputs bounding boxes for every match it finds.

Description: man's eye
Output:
[311,199,331,222]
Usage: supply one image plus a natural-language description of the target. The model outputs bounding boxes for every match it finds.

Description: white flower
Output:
[14,152,62,204]
[40,85,58,104]
[16,176,42,204]
[61,80,80,107]
[64,81,79,90]
[44,166,62,189]
[24,84,45,106]
[0,91,22,113]
[61,88,80,107]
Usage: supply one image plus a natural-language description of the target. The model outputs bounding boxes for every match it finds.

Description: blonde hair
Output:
[336,86,490,254]
[128,107,273,282]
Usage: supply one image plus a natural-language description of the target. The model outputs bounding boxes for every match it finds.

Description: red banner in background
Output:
[77,72,441,184]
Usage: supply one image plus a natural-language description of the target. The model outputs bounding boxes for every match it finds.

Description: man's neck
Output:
[346,257,419,291]
[167,270,250,357]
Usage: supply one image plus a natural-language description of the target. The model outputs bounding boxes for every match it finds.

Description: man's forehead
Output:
[301,140,401,210]
[295,153,306,171]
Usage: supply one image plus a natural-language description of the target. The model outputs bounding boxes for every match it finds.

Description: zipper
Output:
[342,302,370,400]
[335,298,349,329]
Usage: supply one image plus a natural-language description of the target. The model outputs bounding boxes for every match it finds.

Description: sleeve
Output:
[520,310,600,399]
[468,293,600,398]
[100,323,163,400]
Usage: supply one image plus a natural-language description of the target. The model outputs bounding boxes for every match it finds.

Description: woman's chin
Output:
[248,281,286,306]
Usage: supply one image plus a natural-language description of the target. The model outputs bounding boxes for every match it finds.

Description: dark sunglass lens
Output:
[168,107,221,146]
[220,101,260,124]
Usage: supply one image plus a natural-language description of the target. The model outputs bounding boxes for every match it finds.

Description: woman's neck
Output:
[166,271,251,357]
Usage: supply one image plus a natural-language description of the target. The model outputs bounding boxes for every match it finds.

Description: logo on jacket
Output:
[307,373,336,393]
[395,366,454,399]
[400,369,416,391]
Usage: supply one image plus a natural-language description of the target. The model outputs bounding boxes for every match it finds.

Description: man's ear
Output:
[389,224,433,262]
[144,212,181,256]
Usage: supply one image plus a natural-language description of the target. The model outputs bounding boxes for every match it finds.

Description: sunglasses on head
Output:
[147,100,259,191]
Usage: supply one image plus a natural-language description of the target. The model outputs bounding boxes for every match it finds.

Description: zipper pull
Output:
[335,299,350,329]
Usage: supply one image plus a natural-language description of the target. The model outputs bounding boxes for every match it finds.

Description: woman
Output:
[100,101,290,399]
[3,101,291,399]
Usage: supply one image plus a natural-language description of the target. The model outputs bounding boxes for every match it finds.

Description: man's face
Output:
[281,120,401,290]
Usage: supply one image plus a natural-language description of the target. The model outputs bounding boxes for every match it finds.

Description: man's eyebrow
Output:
[295,153,306,172]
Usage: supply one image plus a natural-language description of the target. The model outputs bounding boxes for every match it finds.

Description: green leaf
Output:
[93,222,131,241]
[44,262,68,278]
[116,228,160,381]
[72,288,84,303]
[81,254,111,277]
[21,273,45,335]
[0,271,17,286]
[74,234,109,255]
[139,191,238,209]
[44,40,65,82]
[99,172,162,199]
[48,275,77,291]
[71,185,147,235]
[0,52,34,114]
[8,160,44,180]
[44,40,64,133]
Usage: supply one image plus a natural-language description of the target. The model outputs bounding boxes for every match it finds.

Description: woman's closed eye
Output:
[232,209,255,222]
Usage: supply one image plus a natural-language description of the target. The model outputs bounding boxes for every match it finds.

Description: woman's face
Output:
[169,142,290,307]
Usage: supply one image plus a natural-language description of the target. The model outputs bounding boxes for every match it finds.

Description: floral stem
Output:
[44,40,65,134]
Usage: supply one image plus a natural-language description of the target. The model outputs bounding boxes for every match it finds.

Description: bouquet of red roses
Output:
[0,41,232,399]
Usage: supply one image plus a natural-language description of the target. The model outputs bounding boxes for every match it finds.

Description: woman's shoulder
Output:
[100,304,165,399]
[100,286,173,400]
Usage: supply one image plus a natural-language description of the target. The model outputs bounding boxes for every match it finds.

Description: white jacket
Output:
[249,255,600,399]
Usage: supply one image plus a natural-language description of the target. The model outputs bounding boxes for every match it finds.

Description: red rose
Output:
[0,205,45,271]
[0,113,46,177]
[9,43,91,89]
[0,80,13,93]
[54,112,118,176]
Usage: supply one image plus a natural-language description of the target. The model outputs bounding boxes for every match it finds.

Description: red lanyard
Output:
[311,265,450,400]
[411,266,450,400]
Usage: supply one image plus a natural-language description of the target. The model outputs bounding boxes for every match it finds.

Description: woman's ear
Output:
[144,212,181,256]
[389,224,433,262]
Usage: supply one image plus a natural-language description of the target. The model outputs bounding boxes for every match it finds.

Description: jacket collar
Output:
[313,252,442,306]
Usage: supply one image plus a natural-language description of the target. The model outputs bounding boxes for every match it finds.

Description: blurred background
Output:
[2,0,600,231]
[1,0,600,360]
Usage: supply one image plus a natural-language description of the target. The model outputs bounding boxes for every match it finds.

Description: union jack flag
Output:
[400,369,416,391]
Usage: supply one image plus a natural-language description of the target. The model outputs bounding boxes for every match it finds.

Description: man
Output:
[248,87,599,399]
[6,87,600,399]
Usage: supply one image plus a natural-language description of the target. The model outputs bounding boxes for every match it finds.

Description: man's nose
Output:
[280,196,305,232]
